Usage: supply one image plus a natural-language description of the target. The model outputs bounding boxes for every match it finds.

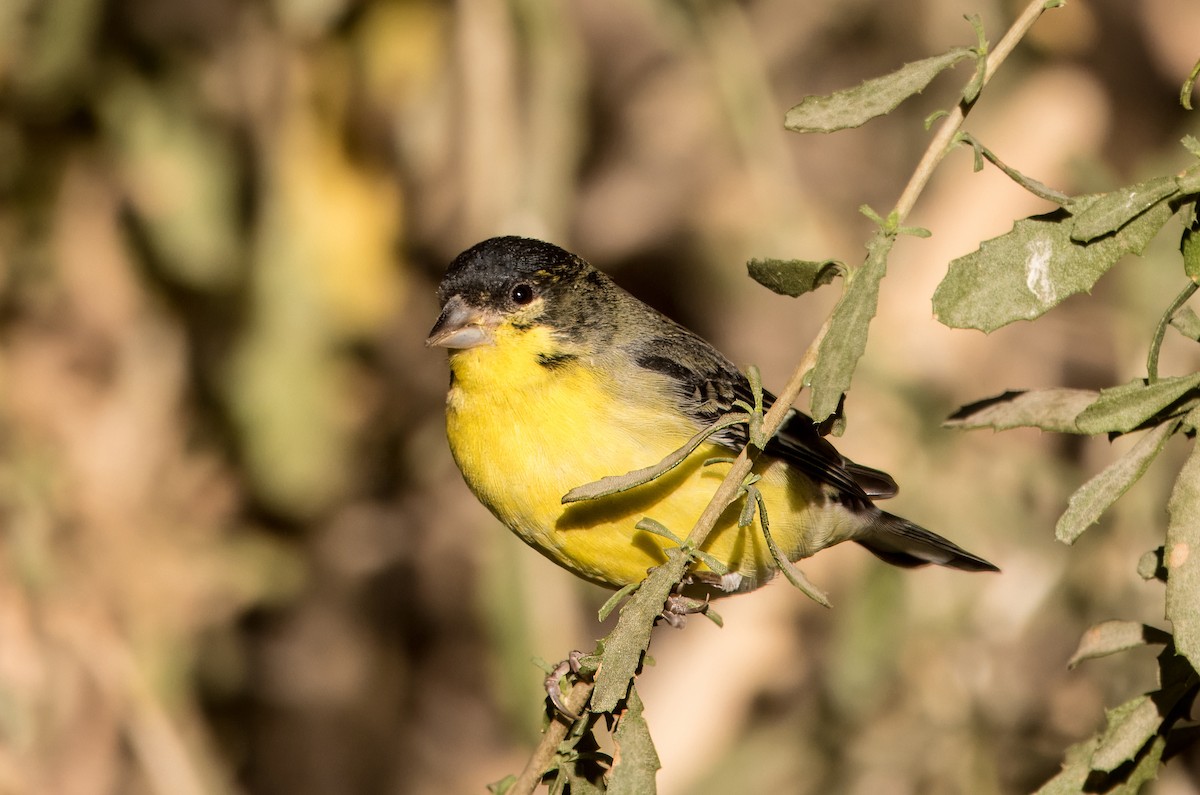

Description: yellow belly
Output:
[443,335,843,591]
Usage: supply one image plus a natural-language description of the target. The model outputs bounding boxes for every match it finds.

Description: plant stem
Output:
[681,317,832,551]
[894,0,1057,223]
[510,680,596,793]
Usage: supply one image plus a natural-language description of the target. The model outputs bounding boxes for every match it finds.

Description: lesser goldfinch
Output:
[427,236,997,595]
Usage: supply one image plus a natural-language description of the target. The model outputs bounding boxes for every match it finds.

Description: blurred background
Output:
[1,0,1199,792]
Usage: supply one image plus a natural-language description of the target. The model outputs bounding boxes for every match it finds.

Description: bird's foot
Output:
[660,591,712,628]
[544,650,587,720]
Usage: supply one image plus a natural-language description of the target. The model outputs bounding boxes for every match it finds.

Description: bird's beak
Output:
[426,294,500,349]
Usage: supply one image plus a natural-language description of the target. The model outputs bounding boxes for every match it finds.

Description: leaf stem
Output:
[956,131,1072,205]
[1148,282,1199,383]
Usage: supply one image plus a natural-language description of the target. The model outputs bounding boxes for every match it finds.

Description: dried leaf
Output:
[945,388,1099,433]
[1068,621,1171,668]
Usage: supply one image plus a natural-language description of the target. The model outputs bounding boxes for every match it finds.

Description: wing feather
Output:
[627,322,895,505]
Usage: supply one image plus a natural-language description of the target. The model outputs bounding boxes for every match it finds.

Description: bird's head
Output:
[426,236,608,350]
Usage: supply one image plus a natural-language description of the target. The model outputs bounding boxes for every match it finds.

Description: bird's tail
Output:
[855,511,999,573]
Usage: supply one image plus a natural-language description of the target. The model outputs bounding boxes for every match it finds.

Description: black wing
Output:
[730,380,898,500]
[630,327,896,505]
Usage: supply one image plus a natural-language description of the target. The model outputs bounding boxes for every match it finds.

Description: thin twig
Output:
[894,0,1057,223]
[682,316,833,550]
[510,679,596,793]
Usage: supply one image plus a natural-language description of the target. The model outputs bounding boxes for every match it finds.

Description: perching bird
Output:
[427,236,997,596]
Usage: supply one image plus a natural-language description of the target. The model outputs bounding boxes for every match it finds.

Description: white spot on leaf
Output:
[1025,238,1055,304]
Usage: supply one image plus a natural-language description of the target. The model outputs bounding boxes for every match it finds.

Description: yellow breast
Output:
[442,325,840,591]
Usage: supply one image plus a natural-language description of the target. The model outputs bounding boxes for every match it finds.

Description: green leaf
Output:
[1068,621,1172,669]
[591,550,689,713]
[598,582,641,622]
[1035,730,1166,795]
[1033,736,1099,794]
[635,517,684,545]
[1171,307,1200,341]
[1147,283,1198,383]
[1091,694,1161,772]
[487,774,517,794]
[959,14,987,104]
[944,388,1099,433]
[607,686,660,795]
[1055,419,1181,544]
[784,48,972,133]
[1183,209,1200,284]
[1166,433,1200,674]
[1177,168,1200,195]
[744,365,767,448]
[562,757,609,795]
[933,195,1177,332]
[737,486,757,528]
[1182,55,1200,110]
[747,258,843,297]
[1075,375,1200,435]
[1138,547,1168,582]
[1110,735,1167,794]
[562,413,749,503]
[1069,176,1180,243]
[808,233,893,422]
[956,132,1071,205]
[750,485,830,607]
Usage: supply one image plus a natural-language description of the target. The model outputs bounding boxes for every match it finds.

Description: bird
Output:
[426,236,997,598]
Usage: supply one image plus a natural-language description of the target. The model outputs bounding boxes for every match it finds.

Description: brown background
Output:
[1,0,1199,792]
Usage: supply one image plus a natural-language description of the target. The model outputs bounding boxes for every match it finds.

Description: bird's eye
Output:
[511,283,534,305]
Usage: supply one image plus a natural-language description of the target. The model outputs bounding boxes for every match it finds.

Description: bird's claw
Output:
[660,591,711,628]
[544,650,586,721]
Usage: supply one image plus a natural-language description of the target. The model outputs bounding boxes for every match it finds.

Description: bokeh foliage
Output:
[1,1,1199,794]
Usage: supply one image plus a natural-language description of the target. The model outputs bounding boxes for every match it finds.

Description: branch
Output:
[510,679,596,793]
